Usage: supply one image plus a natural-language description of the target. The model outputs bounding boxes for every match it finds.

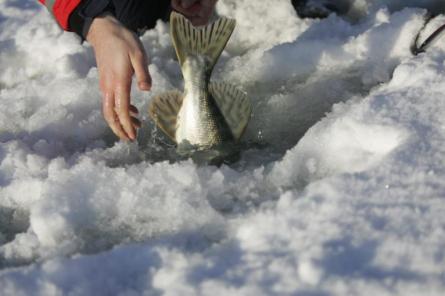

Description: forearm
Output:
[68,0,112,40]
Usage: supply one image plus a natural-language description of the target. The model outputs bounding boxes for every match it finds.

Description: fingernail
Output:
[139,81,151,91]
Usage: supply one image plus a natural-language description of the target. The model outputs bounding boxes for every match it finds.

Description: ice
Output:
[2,0,445,295]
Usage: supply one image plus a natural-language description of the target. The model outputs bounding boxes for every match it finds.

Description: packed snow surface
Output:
[2,0,445,295]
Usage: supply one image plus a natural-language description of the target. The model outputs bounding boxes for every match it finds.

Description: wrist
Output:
[68,0,115,41]
[86,13,119,45]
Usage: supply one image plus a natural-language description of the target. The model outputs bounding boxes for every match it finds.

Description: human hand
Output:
[171,0,218,26]
[86,14,151,141]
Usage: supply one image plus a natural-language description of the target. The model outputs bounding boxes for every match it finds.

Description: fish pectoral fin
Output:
[170,11,236,70]
[148,90,183,143]
[209,82,252,141]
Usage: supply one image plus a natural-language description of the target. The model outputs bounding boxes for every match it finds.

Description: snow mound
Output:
[2,0,445,295]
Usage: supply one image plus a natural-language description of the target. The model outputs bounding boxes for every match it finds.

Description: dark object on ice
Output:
[291,0,343,19]
[411,14,445,55]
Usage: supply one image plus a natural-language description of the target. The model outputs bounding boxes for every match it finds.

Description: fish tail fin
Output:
[170,11,236,71]
[148,90,184,143]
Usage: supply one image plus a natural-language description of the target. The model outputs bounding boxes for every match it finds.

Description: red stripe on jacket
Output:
[38,0,82,30]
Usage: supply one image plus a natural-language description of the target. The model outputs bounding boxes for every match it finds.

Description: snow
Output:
[1,0,445,295]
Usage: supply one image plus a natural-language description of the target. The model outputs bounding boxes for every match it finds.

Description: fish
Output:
[148,12,251,163]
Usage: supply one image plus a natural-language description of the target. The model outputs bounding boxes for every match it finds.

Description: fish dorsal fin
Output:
[148,90,183,143]
[209,82,252,140]
[170,11,236,71]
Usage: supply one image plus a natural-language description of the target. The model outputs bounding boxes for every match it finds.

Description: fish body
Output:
[176,56,232,147]
[149,12,251,159]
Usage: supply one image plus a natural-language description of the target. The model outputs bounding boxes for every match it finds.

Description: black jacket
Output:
[69,0,171,39]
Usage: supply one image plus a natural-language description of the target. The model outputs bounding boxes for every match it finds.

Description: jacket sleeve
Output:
[39,0,171,36]
[38,0,83,30]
